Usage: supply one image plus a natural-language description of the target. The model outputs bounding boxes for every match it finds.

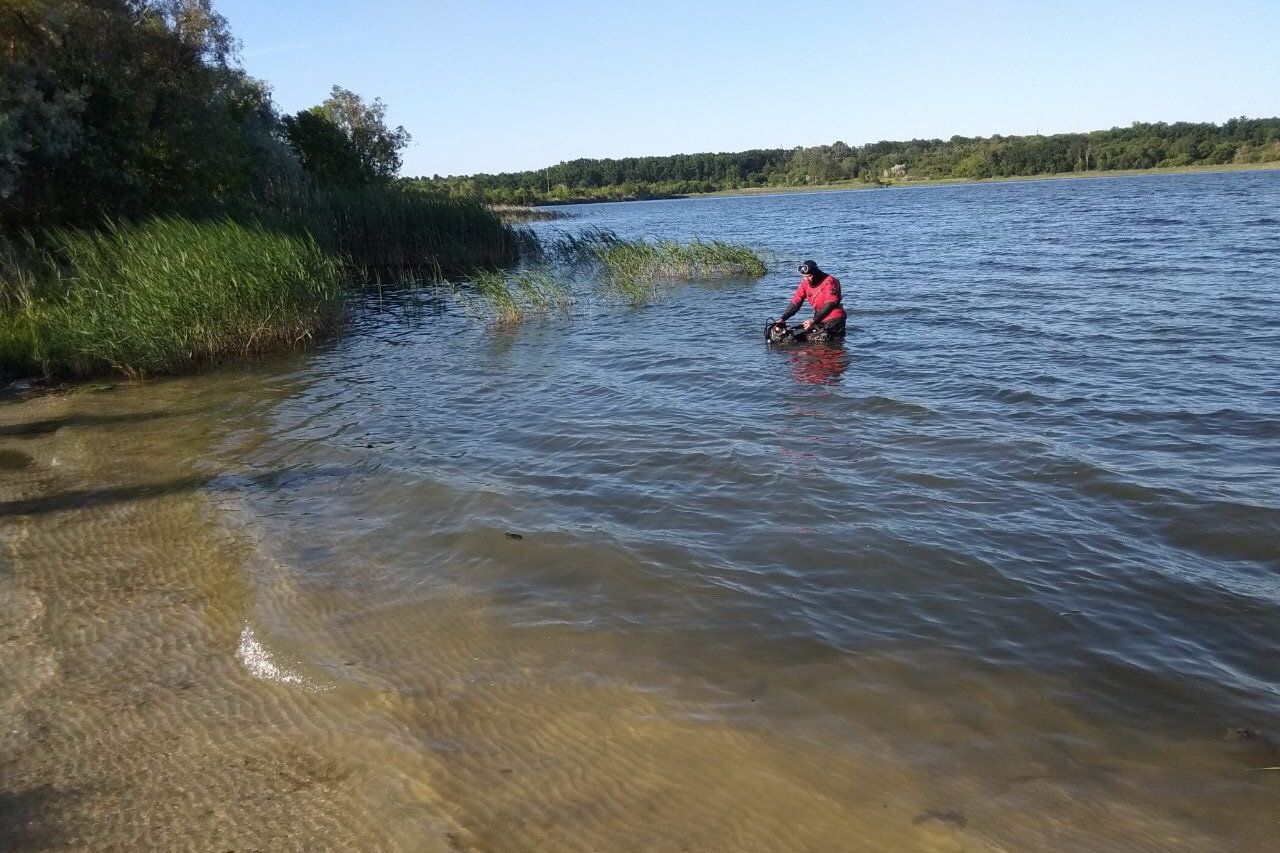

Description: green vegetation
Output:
[535,229,768,307]
[690,160,1280,198]
[489,205,571,224]
[255,184,519,273]
[281,87,411,188]
[1,0,520,379]
[450,231,768,322]
[0,217,344,378]
[594,239,765,305]
[457,267,575,326]
[596,237,764,280]
[552,228,766,279]
[414,118,1280,204]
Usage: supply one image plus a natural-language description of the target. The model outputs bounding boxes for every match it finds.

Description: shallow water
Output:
[2,171,1278,852]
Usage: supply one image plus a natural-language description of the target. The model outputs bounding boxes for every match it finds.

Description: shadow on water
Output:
[0,467,357,518]
[0,785,74,851]
[0,411,179,439]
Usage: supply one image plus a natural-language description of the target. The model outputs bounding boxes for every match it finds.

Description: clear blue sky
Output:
[217,0,1279,178]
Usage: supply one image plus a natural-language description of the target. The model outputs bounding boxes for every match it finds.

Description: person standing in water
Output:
[776,260,846,339]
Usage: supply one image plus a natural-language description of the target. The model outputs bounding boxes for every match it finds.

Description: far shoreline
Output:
[534,161,1280,206]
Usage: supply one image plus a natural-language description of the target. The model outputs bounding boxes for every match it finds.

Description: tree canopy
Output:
[282,87,411,187]
[1,1,410,232]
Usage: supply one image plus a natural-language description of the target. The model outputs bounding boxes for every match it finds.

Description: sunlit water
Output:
[2,171,1278,852]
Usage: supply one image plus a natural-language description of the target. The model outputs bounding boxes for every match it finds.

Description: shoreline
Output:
[535,161,1280,206]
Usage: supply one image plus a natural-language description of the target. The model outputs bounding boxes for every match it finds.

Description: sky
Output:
[216,0,1280,178]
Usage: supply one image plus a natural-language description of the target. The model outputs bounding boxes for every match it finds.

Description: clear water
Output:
[2,171,1278,851]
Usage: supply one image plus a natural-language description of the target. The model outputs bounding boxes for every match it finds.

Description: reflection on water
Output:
[2,171,1279,852]
[784,342,850,386]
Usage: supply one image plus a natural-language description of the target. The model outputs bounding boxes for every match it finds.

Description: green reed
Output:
[0,239,40,372]
[489,205,571,224]
[546,228,766,305]
[597,238,766,281]
[249,184,523,275]
[0,217,344,378]
[456,266,575,326]
[547,227,625,265]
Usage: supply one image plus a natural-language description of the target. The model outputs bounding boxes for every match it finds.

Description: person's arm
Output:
[779,282,806,322]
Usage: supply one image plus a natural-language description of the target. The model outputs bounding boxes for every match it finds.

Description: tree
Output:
[281,109,367,187]
[1,0,292,230]
[316,86,410,182]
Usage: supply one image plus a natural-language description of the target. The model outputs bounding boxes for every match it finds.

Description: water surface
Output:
[2,171,1278,851]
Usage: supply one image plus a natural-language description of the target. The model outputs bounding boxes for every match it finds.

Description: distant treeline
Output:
[413,118,1280,204]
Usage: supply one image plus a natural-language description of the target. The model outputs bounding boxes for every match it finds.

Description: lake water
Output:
[2,171,1278,852]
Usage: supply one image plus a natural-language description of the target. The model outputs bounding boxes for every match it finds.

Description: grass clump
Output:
[455,266,575,326]
[547,227,626,265]
[0,217,344,378]
[488,205,571,224]
[547,228,767,305]
[595,237,767,281]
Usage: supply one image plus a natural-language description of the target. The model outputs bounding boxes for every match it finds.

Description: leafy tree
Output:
[281,108,368,187]
[314,85,410,183]
[1,0,294,230]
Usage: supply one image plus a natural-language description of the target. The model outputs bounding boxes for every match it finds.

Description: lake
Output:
[2,171,1278,852]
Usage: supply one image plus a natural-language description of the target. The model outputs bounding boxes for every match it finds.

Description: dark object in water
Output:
[1225,727,1280,758]
[504,532,523,540]
[0,450,33,471]
[765,319,839,345]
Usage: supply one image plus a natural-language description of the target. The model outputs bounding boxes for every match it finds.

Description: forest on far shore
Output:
[414,118,1280,204]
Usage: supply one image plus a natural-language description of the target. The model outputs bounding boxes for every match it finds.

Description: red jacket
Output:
[790,274,846,322]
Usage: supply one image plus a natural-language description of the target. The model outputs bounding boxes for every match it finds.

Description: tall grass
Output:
[0,179,539,380]
[0,217,344,378]
[488,205,571,224]
[596,238,767,281]
[0,240,43,374]
[248,184,524,274]
[547,227,767,305]
[456,267,575,326]
[547,227,626,265]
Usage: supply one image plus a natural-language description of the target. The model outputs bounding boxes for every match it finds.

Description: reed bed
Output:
[547,227,626,265]
[252,185,523,274]
[546,228,767,305]
[0,217,344,378]
[0,183,538,380]
[488,205,571,224]
[455,267,575,326]
[0,242,42,374]
[597,238,767,281]
[549,228,766,278]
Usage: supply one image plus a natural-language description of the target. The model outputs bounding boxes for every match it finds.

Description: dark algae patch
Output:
[0,449,33,470]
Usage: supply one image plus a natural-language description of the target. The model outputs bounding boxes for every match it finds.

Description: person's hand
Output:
[801,319,814,330]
